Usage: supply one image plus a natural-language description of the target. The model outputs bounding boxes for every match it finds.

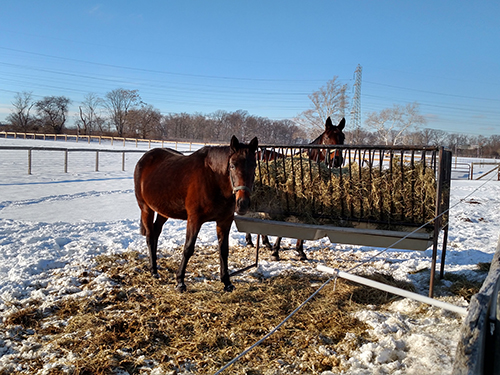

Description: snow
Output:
[1,136,499,374]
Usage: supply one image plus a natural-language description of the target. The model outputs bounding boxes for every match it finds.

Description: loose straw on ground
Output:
[213,172,498,374]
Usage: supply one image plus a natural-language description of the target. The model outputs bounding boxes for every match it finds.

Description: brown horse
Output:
[134,136,258,292]
[246,117,345,260]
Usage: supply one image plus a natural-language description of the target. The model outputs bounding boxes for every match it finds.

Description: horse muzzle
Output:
[333,155,343,168]
[233,185,252,215]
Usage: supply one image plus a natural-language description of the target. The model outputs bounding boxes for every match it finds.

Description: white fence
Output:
[0,145,149,174]
[0,131,220,151]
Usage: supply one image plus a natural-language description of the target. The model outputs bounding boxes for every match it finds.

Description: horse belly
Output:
[142,180,189,220]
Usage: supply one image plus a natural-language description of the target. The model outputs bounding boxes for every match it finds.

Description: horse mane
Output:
[310,133,324,145]
[202,146,231,175]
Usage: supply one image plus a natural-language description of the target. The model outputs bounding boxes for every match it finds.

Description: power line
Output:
[0,46,331,84]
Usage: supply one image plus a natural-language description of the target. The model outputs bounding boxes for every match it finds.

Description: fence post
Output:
[28,149,32,175]
[95,151,99,172]
[64,150,68,173]
[122,152,125,171]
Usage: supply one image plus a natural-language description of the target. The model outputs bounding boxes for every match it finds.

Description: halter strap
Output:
[232,185,252,194]
[229,170,252,195]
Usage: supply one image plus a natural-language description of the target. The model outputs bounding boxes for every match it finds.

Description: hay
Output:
[443,273,482,302]
[250,155,437,229]
[2,247,428,375]
[476,262,491,272]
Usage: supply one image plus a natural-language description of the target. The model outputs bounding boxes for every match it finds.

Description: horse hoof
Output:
[271,254,280,261]
[246,242,254,248]
[224,284,235,292]
[298,254,308,261]
[152,272,160,279]
[176,284,187,293]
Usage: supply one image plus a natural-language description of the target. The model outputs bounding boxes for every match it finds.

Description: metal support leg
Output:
[439,224,449,279]
[230,235,260,277]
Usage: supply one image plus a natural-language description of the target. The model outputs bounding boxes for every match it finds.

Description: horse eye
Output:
[229,163,235,170]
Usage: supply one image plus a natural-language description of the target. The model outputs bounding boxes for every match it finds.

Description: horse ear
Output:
[249,137,258,153]
[230,135,239,152]
[325,116,334,130]
[338,117,346,131]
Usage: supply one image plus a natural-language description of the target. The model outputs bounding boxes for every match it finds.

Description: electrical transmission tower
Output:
[350,64,362,130]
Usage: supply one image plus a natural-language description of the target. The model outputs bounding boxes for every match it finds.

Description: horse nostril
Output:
[236,198,250,214]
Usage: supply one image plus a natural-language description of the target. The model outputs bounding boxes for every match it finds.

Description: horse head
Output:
[229,135,258,215]
[316,117,345,167]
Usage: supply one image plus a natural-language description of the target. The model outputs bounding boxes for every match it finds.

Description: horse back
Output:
[135,148,185,180]
[134,147,232,221]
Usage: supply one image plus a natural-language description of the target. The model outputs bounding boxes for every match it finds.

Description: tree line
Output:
[3,89,306,144]
[2,80,500,158]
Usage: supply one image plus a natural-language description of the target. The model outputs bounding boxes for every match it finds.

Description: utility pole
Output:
[350,65,362,143]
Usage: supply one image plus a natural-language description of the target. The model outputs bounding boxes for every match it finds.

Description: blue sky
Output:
[0,1,499,137]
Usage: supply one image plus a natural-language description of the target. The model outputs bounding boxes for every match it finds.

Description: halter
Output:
[229,166,253,195]
[232,185,252,194]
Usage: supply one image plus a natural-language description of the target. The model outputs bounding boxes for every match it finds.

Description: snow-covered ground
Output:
[1,136,499,374]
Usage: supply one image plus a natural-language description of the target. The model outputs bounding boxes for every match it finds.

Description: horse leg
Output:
[217,217,235,292]
[262,235,272,249]
[140,208,160,276]
[245,233,254,247]
[271,237,281,261]
[246,234,272,249]
[176,219,201,293]
[296,239,308,261]
[144,213,168,277]
[149,214,168,274]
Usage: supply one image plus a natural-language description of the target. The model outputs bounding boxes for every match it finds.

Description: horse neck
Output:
[205,147,232,193]
[205,146,230,174]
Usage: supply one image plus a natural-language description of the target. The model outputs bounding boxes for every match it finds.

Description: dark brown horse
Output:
[134,136,258,292]
[245,117,345,260]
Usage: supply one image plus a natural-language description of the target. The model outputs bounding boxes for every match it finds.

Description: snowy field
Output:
[1,136,500,374]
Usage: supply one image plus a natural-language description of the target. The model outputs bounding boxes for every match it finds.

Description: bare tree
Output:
[295,77,349,137]
[125,104,162,139]
[6,92,35,132]
[104,89,140,137]
[410,128,448,146]
[345,127,378,145]
[35,96,71,134]
[364,102,426,145]
[162,112,192,140]
[76,93,105,135]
